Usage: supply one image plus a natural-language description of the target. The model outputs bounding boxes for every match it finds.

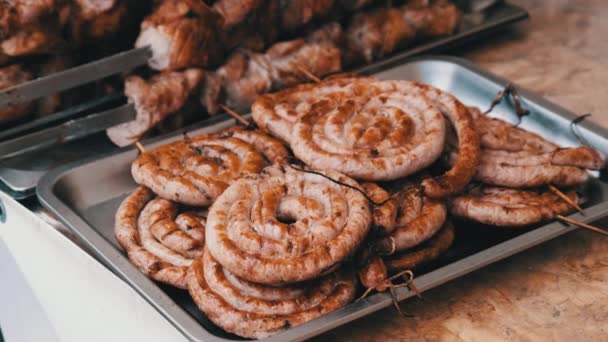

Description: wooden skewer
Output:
[556,215,608,236]
[219,104,251,127]
[296,65,321,83]
[135,141,146,154]
[549,185,584,214]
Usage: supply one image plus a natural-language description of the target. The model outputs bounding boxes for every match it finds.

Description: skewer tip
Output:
[556,214,608,236]
[135,141,146,154]
[219,104,251,127]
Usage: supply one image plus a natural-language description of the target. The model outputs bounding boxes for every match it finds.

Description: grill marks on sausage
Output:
[187,249,355,339]
[131,135,266,206]
[460,107,606,188]
[449,185,578,227]
[205,165,371,285]
[115,186,206,288]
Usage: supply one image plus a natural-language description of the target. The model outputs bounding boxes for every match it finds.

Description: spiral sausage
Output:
[187,249,356,339]
[449,185,577,227]
[205,165,371,284]
[115,186,206,288]
[131,135,265,206]
[385,221,455,272]
[252,77,372,144]
[373,186,447,255]
[464,108,605,187]
[253,78,480,197]
[218,126,290,164]
[291,81,447,181]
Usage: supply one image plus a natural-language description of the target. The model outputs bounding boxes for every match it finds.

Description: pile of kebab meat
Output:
[102,0,463,146]
[0,0,147,125]
[113,75,606,339]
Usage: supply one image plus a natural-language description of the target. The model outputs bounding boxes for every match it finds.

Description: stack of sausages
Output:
[112,75,606,338]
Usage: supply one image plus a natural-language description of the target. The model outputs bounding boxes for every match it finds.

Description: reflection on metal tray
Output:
[0,1,528,200]
[37,57,608,341]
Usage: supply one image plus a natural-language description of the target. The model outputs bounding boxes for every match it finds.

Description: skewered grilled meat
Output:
[403,0,462,37]
[0,64,32,125]
[279,0,336,31]
[345,7,415,64]
[212,0,262,30]
[136,0,223,70]
[74,0,117,20]
[106,68,204,146]
[0,0,56,37]
[345,0,461,65]
[70,0,129,44]
[202,33,342,114]
[217,0,279,53]
[141,0,191,28]
[1,25,62,58]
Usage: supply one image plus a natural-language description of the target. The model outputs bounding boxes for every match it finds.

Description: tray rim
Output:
[36,55,608,342]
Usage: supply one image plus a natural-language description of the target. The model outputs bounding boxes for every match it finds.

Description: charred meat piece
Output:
[0,0,56,35]
[202,36,342,114]
[403,0,462,37]
[280,0,336,31]
[212,0,261,29]
[74,0,116,20]
[307,21,344,46]
[141,0,192,29]
[136,17,222,70]
[136,1,223,70]
[0,64,33,125]
[346,7,415,64]
[70,1,129,44]
[344,0,461,65]
[106,68,204,146]
[1,25,62,57]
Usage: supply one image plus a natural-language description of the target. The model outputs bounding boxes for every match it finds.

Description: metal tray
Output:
[1,1,527,200]
[37,56,608,341]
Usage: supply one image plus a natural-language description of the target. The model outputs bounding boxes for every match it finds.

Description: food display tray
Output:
[37,57,608,341]
[1,1,527,200]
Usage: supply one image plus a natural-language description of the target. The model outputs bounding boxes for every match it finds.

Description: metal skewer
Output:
[0,47,151,108]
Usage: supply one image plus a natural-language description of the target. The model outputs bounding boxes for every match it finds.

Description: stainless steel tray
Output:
[2,1,527,200]
[37,57,608,342]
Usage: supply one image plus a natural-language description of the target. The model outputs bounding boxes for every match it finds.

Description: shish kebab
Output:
[0,0,461,152]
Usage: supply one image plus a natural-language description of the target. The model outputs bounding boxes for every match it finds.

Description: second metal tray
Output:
[37,57,608,341]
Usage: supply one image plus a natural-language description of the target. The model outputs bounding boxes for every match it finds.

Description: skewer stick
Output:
[296,66,321,83]
[135,141,146,154]
[549,185,584,214]
[556,215,608,236]
[219,104,251,127]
